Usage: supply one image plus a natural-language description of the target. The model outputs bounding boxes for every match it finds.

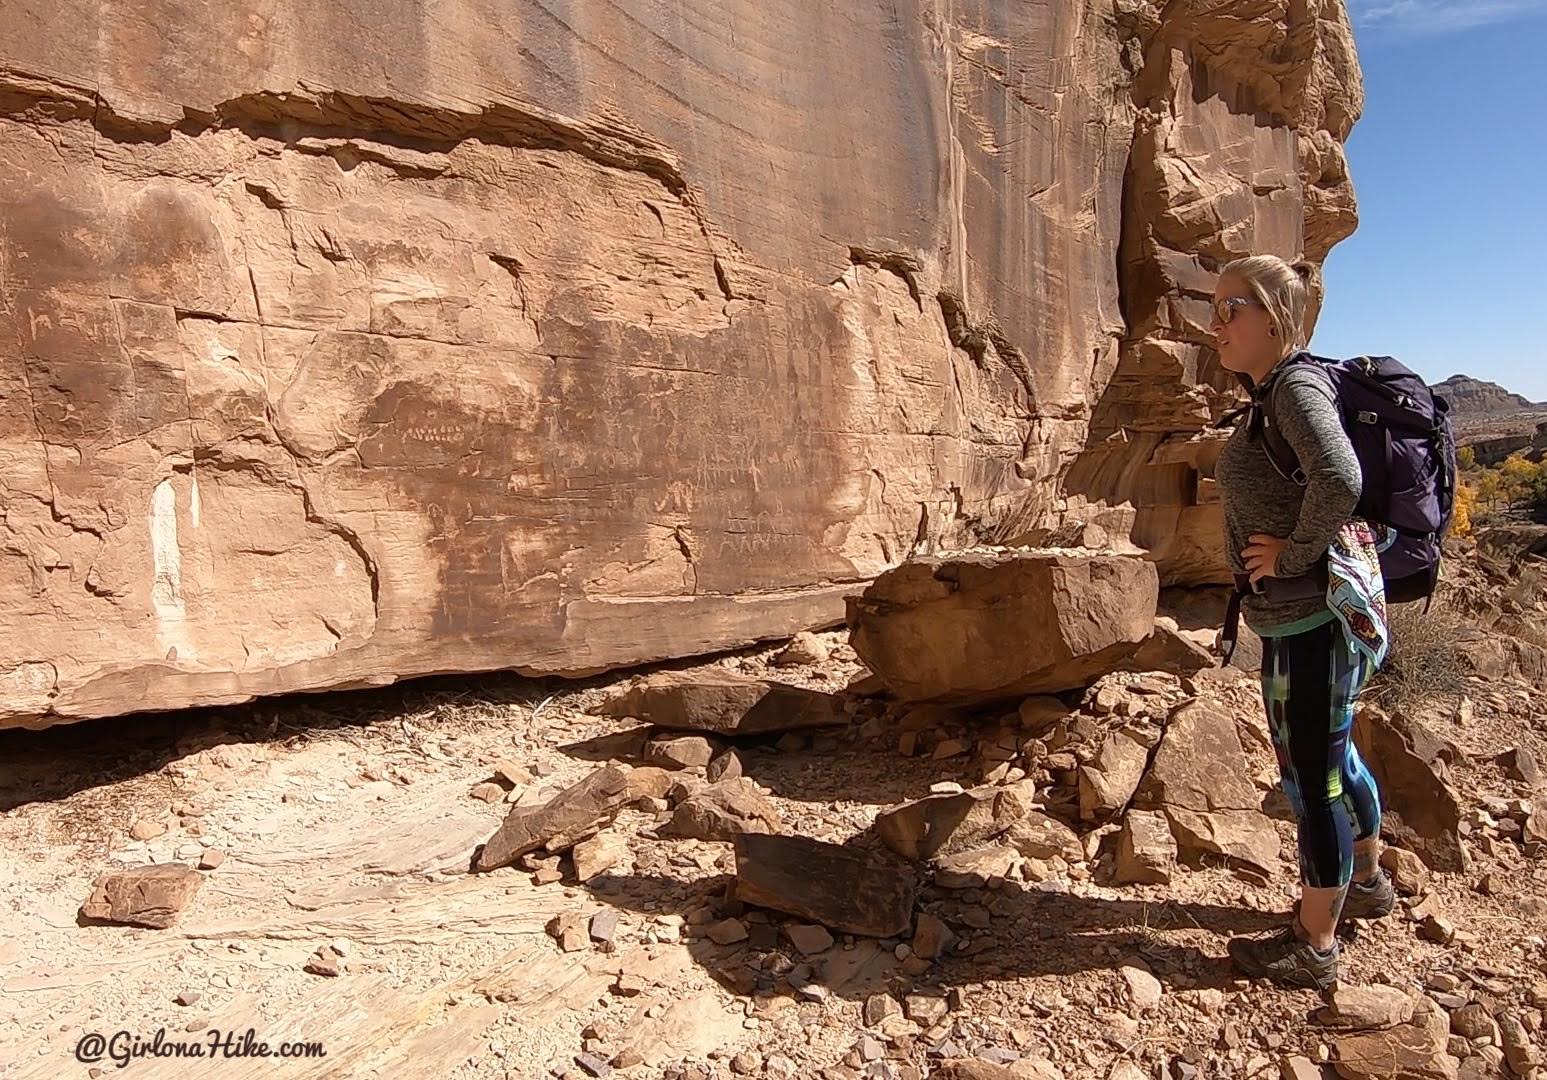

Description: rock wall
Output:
[0,0,1361,728]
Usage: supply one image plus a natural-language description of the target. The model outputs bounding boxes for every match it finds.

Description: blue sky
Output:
[1313,0,1547,402]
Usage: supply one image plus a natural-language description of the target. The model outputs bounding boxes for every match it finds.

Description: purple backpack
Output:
[1251,352,1458,604]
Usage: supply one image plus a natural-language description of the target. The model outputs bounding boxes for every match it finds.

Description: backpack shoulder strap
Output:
[1257,354,1319,485]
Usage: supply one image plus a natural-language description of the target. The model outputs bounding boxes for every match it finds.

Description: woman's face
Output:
[1211,275,1279,375]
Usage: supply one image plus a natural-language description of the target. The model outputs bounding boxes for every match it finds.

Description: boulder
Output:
[733,833,916,937]
[475,765,633,871]
[1352,708,1466,873]
[846,553,1160,706]
[79,864,203,929]
[596,672,845,736]
[1135,700,1281,875]
[668,778,784,842]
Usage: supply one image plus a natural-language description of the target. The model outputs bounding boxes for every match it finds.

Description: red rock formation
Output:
[0,1,1362,727]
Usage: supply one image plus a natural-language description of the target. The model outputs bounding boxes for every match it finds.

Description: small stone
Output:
[1501,748,1541,786]
[865,993,902,1027]
[1427,974,1463,993]
[572,833,628,883]
[785,923,835,956]
[493,759,534,786]
[1280,1052,1318,1076]
[731,1050,762,1075]
[905,994,946,1025]
[130,818,168,841]
[79,864,202,929]
[1500,1013,1538,1075]
[197,848,225,871]
[912,913,955,960]
[933,739,968,760]
[304,947,343,977]
[1316,986,1416,1031]
[763,1053,798,1079]
[1380,847,1430,896]
[775,733,808,754]
[1121,963,1163,1015]
[645,735,718,770]
[547,913,589,953]
[1422,914,1457,945]
[471,781,506,803]
[575,1051,613,1078]
[706,919,749,945]
[1113,810,1176,885]
[590,909,620,951]
[773,632,830,667]
[174,990,201,1007]
[706,750,745,784]
[1451,1003,1497,1041]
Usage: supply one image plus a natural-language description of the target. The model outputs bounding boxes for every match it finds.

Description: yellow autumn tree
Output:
[1477,470,1502,511]
[1500,453,1543,509]
[1452,481,1475,538]
[1457,445,1477,471]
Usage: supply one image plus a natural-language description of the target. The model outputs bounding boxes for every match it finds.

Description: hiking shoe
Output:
[1228,925,1340,990]
[1343,870,1397,922]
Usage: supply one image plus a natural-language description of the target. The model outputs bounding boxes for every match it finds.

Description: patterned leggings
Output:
[1260,619,1382,888]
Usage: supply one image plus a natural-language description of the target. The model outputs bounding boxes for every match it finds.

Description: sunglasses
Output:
[1213,296,1264,325]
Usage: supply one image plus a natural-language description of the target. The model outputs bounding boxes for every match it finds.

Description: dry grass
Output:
[1366,602,1473,714]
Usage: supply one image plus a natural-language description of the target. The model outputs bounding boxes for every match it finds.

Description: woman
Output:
[1211,255,1395,990]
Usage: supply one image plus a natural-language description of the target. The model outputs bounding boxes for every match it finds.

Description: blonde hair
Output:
[1221,255,1314,353]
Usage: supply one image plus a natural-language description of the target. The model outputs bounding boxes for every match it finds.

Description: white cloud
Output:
[1351,0,1547,33]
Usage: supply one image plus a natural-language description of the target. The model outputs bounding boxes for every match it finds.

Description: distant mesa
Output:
[1430,374,1541,415]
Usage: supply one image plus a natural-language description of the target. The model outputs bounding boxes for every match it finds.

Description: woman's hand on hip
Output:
[1243,534,1288,585]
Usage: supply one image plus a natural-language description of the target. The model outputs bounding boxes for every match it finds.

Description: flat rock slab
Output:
[1135,700,1280,875]
[475,765,633,871]
[1352,708,1466,873]
[79,863,202,929]
[1333,1019,1458,1080]
[596,671,845,736]
[733,833,916,938]
[846,552,1160,706]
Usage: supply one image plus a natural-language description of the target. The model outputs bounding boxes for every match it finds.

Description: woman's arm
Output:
[1271,368,1362,577]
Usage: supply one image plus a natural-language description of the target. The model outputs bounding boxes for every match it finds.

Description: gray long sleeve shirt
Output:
[1216,363,1363,635]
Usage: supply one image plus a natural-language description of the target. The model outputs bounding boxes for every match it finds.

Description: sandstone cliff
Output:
[0,0,1362,728]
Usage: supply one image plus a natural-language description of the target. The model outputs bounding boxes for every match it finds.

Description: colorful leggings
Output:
[1260,619,1382,888]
